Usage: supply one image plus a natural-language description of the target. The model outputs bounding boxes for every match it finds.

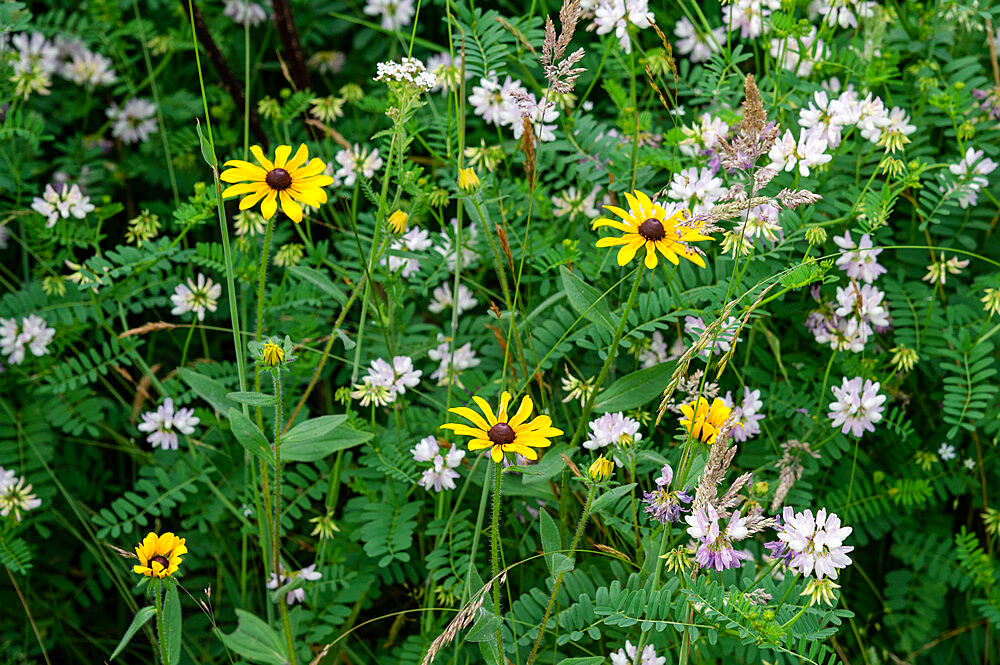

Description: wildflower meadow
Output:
[3,0,1000,663]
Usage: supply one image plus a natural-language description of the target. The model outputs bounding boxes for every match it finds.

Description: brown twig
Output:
[270,0,312,92]
[181,0,268,146]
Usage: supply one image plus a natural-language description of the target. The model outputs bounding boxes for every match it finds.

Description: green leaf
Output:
[465,609,502,642]
[229,408,272,463]
[281,415,373,462]
[560,266,616,331]
[558,658,605,665]
[227,391,277,407]
[289,265,348,306]
[539,509,562,576]
[195,118,217,168]
[220,609,288,664]
[520,443,569,484]
[591,483,636,514]
[594,362,676,412]
[109,606,155,660]
[178,368,238,415]
[163,583,182,665]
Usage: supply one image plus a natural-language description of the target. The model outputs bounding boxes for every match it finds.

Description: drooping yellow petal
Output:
[617,235,645,266]
[643,243,658,269]
[467,438,494,450]
[440,423,489,438]
[221,165,268,183]
[596,236,632,248]
[261,190,278,219]
[238,186,271,211]
[655,240,681,265]
[293,174,335,188]
[602,205,636,224]
[279,191,303,223]
[251,145,274,171]
[507,444,538,460]
[288,186,327,207]
[490,445,504,463]
[634,190,655,219]
[623,192,643,220]
[592,218,634,233]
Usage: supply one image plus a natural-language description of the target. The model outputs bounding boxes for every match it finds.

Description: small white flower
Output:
[427,336,480,387]
[332,144,383,187]
[107,98,158,144]
[267,563,322,605]
[364,0,416,30]
[832,231,886,283]
[170,273,222,321]
[138,398,199,450]
[418,454,460,492]
[428,282,478,315]
[674,16,723,62]
[63,48,117,87]
[964,458,976,470]
[937,443,957,462]
[31,183,95,228]
[411,435,439,462]
[224,0,268,26]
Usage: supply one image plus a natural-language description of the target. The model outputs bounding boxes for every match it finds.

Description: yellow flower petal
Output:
[291,157,327,179]
[497,392,512,422]
[251,145,274,171]
[261,190,278,219]
[643,243,658,269]
[507,396,534,428]
[601,205,636,224]
[239,186,271,211]
[285,144,309,172]
[617,235,644,266]
[279,191,303,223]
[471,396,498,426]
[220,165,267,183]
[273,145,292,169]
[490,445,504,463]
[450,406,492,431]
[222,182,265,198]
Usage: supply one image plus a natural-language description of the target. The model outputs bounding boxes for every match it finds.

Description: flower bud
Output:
[588,455,614,482]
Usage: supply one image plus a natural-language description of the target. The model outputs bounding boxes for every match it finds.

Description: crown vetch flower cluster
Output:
[411,436,466,493]
[138,398,200,451]
[0,314,55,365]
[642,463,692,525]
[828,376,886,437]
[768,507,854,579]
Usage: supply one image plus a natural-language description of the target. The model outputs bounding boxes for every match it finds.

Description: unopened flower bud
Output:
[588,455,614,482]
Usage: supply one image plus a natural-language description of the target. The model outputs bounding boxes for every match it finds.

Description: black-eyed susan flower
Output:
[442,391,563,463]
[387,210,408,233]
[220,144,333,223]
[679,397,732,444]
[133,531,187,578]
[593,191,712,269]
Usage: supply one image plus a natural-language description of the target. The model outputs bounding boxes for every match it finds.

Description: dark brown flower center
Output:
[487,422,516,445]
[150,555,170,570]
[638,218,666,241]
[265,168,292,191]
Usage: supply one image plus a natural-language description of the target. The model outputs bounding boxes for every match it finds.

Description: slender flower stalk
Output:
[568,266,644,448]
[526,482,597,665]
[490,459,503,657]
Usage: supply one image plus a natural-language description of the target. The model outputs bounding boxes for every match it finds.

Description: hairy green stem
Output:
[154,580,168,664]
[526,483,597,665]
[491,460,504,658]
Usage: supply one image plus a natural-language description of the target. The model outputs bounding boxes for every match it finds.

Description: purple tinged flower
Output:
[685,507,751,571]
[832,231,886,283]
[723,387,765,442]
[775,506,853,579]
[642,464,691,524]
[137,398,199,450]
[828,376,886,437]
[267,563,323,605]
[583,412,642,457]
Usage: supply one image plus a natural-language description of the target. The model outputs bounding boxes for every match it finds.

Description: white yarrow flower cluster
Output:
[0,314,55,365]
[374,57,437,92]
[170,273,222,321]
[31,183,95,228]
[412,436,466,492]
[137,398,200,450]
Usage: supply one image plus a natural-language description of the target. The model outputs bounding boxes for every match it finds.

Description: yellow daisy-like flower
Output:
[441,391,563,463]
[220,144,334,223]
[679,397,732,444]
[262,339,285,367]
[593,190,712,269]
[387,210,408,233]
[133,531,187,578]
